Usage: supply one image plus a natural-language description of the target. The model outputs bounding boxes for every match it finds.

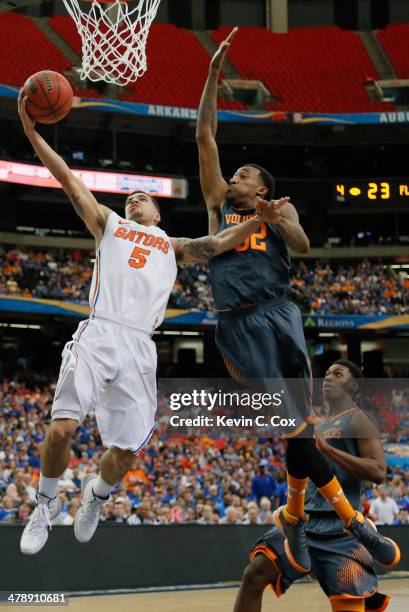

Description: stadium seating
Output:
[0,13,71,87]
[48,14,82,57]
[0,12,396,112]
[377,23,409,78]
[212,26,395,113]
[0,12,100,98]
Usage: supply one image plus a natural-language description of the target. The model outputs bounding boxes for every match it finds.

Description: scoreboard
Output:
[335,180,409,204]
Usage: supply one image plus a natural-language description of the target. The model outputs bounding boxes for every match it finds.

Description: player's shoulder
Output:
[350,408,380,436]
[105,210,122,225]
[153,224,171,238]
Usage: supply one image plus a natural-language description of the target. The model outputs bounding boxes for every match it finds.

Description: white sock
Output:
[38,475,59,501]
[92,476,113,499]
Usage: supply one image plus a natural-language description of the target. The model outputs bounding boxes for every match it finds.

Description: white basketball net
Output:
[62,0,161,86]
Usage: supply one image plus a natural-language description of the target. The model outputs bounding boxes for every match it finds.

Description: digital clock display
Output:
[335,181,409,203]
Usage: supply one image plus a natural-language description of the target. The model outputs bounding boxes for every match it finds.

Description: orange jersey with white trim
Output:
[89,212,177,331]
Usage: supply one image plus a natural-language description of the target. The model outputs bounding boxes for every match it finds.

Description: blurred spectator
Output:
[197,503,215,525]
[275,471,288,507]
[106,498,128,524]
[394,487,409,515]
[243,502,261,525]
[60,500,80,526]
[14,503,31,525]
[361,494,376,523]
[0,496,16,523]
[258,497,272,522]
[263,512,275,525]
[220,506,238,525]
[251,461,277,504]
[99,501,114,523]
[370,487,400,525]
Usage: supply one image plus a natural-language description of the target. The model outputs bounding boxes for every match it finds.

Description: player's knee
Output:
[242,558,272,593]
[111,447,135,473]
[47,419,77,447]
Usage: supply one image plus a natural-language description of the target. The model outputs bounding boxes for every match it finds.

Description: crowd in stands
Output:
[292,260,409,316]
[0,245,408,316]
[1,379,408,526]
[0,246,93,304]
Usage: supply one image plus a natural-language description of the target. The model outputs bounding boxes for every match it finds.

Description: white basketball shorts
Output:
[51,317,157,453]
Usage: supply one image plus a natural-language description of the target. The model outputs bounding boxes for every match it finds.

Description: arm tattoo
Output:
[178,237,216,262]
[198,75,218,135]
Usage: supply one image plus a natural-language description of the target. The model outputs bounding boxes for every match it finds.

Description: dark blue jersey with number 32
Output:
[209,202,290,310]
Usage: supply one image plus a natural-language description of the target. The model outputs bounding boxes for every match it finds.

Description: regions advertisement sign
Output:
[302,314,409,330]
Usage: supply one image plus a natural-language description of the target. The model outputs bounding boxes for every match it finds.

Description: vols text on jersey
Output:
[225,212,256,224]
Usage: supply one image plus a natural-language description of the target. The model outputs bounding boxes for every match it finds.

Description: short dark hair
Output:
[126,190,161,214]
[333,359,363,380]
[245,164,276,200]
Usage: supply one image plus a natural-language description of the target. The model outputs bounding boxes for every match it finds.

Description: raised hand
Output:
[209,27,238,73]
[254,197,274,223]
[18,89,36,133]
[255,196,291,225]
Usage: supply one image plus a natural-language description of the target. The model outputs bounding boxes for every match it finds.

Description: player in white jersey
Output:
[17,92,276,555]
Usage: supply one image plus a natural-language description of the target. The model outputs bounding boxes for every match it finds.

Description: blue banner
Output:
[385,444,409,469]
[2,84,407,125]
[302,314,409,330]
[0,296,89,318]
[165,311,409,330]
[1,296,408,329]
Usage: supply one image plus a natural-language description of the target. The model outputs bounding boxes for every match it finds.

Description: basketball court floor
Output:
[13,578,408,611]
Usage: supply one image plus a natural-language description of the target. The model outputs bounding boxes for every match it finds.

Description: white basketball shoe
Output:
[74,474,109,543]
[20,493,62,555]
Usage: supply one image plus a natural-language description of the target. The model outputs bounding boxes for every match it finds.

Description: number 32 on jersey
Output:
[235,223,267,253]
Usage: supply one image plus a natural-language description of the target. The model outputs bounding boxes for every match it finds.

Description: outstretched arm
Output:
[256,198,310,254]
[172,201,267,264]
[18,91,111,244]
[196,28,237,233]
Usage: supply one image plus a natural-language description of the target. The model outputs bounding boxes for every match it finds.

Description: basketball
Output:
[23,70,73,124]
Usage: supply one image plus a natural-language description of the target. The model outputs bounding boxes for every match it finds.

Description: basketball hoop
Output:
[61,0,161,86]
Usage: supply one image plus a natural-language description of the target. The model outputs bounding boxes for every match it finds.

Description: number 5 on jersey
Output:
[129,246,151,269]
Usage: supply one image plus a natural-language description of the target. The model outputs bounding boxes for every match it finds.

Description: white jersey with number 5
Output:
[89,211,177,332]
